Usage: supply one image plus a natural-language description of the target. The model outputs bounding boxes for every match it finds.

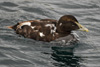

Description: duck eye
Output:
[72,25,75,26]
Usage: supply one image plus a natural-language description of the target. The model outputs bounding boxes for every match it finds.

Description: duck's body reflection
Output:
[51,45,81,67]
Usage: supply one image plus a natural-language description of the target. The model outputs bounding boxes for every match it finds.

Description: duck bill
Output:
[6,26,13,29]
[75,22,89,32]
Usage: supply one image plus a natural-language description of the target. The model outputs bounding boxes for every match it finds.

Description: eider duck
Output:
[7,15,89,42]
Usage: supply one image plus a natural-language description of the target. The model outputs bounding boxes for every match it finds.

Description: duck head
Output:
[57,15,89,34]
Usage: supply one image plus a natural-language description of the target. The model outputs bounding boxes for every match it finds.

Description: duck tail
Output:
[6,26,13,29]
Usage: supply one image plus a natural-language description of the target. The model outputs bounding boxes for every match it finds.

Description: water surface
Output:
[0,0,100,67]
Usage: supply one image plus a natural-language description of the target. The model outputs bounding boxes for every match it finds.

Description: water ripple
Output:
[0,0,100,67]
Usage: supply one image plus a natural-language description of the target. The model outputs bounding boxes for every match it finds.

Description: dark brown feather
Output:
[7,15,80,42]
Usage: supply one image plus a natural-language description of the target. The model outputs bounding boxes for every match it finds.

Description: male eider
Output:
[7,15,89,42]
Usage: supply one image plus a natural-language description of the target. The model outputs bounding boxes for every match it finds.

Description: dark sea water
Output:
[0,0,100,67]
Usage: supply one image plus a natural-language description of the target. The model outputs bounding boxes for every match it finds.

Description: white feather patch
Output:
[45,24,54,28]
[21,22,31,26]
[19,22,31,29]
[59,23,62,26]
[39,32,45,37]
[45,24,56,34]
[31,26,35,29]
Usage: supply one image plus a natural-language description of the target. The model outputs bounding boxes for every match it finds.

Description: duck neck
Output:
[56,28,71,37]
[59,32,71,37]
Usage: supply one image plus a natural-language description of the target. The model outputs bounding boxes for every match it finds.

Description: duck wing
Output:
[14,19,58,42]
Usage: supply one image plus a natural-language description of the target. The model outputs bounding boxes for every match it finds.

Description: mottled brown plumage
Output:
[7,15,88,42]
